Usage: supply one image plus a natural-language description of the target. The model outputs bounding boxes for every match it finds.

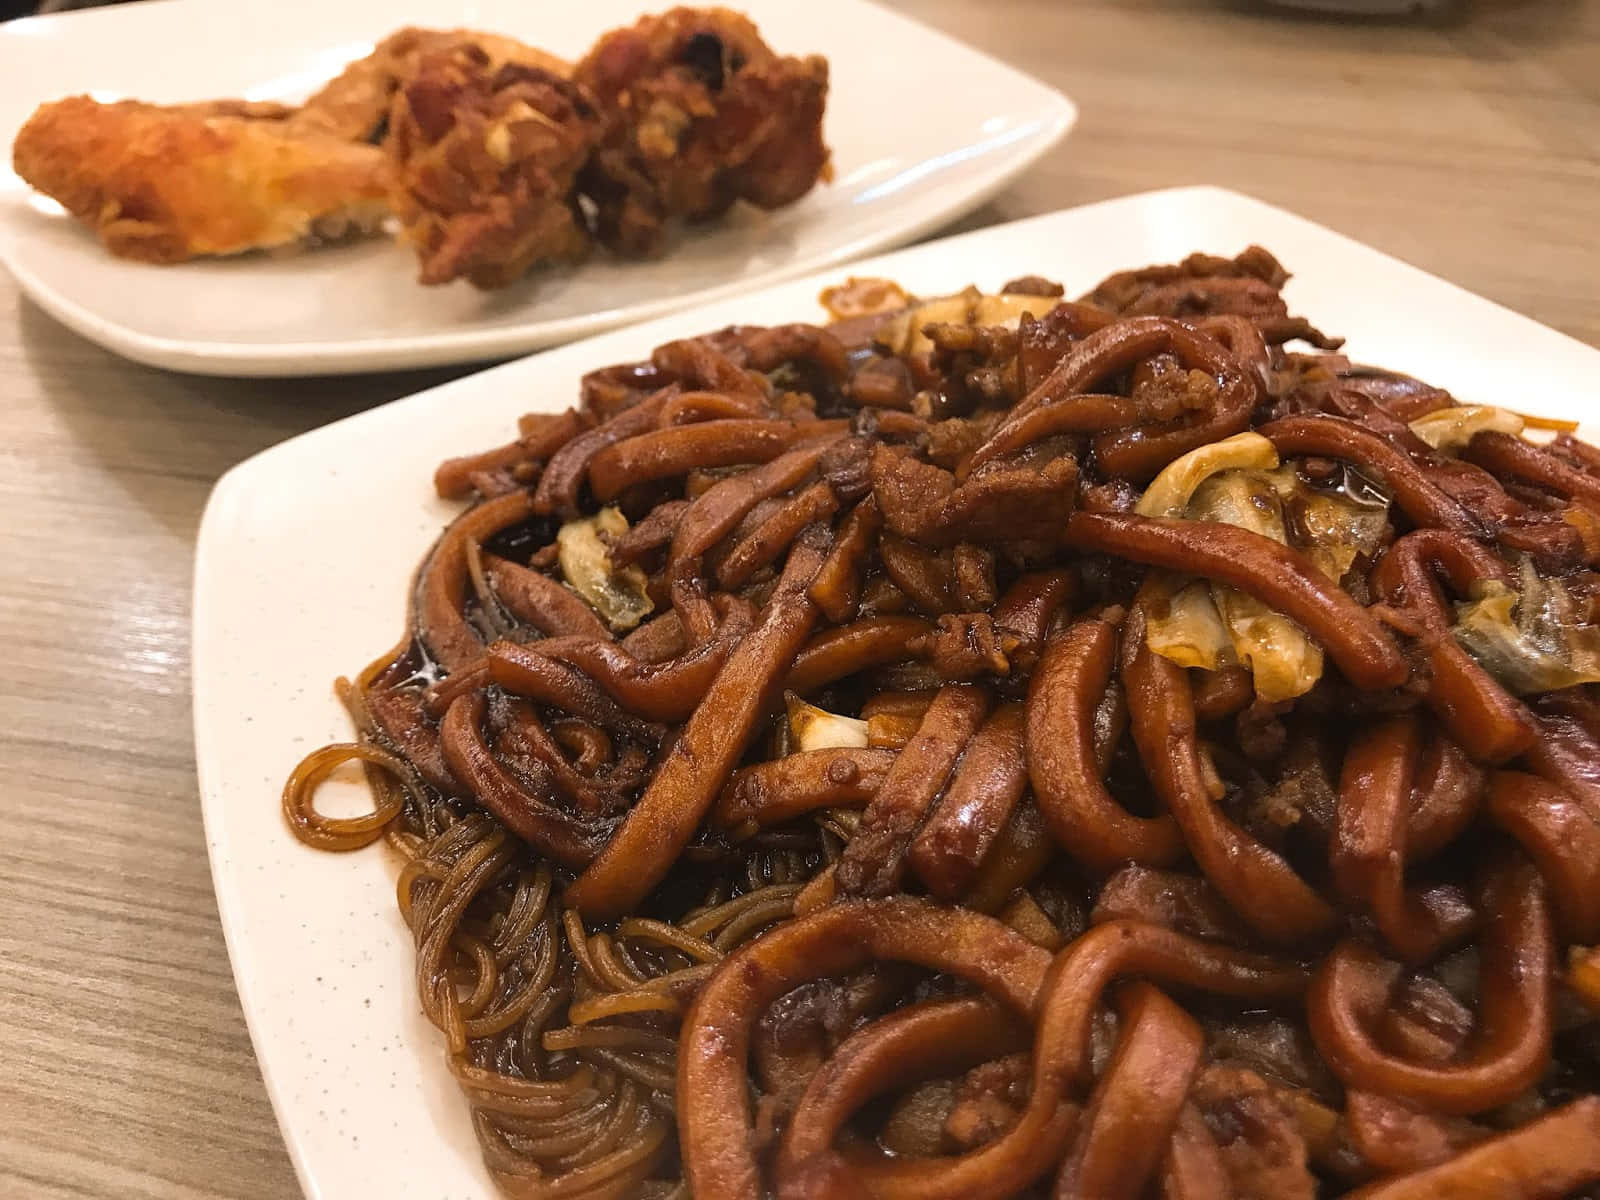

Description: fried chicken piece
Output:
[290,27,574,143]
[574,6,830,256]
[166,99,301,121]
[11,95,391,263]
[12,15,828,284]
[386,44,605,288]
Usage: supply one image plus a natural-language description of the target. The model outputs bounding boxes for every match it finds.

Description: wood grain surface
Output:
[1,1,1595,1196]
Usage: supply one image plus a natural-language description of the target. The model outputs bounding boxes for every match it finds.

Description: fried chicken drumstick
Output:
[11,96,391,263]
[290,26,575,144]
[575,6,832,256]
[385,44,604,288]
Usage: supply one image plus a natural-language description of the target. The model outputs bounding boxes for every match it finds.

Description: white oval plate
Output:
[0,0,1074,377]
[194,186,1600,1198]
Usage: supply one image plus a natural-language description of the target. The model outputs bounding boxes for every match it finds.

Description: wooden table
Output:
[3,1,1596,1196]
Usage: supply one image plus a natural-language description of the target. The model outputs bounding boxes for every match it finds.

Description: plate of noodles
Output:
[0,0,1073,377]
[194,184,1600,1198]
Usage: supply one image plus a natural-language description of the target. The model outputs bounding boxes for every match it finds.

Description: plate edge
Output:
[191,464,328,1200]
[190,182,1600,1198]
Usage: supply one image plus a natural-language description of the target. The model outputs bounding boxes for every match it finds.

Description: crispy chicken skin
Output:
[574,6,831,256]
[11,95,391,263]
[386,44,605,288]
[9,11,830,283]
[290,27,574,143]
[165,99,302,121]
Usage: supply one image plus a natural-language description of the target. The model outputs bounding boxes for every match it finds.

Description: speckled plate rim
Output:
[193,185,1600,1198]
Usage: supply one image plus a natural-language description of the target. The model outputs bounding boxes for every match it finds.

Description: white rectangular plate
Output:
[0,0,1074,377]
[194,186,1600,1199]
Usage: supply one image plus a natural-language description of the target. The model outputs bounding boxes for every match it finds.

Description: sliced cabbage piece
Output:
[1143,573,1237,671]
[1268,466,1388,584]
[556,506,653,633]
[875,289,978,358]
[1209,586,1325,703]
[1189,470,1289,538]
[873,287,1052,359]
[1408,405,1525,451]
[970,293,1051,329]
[1452,559,1600,695]
[1135,433,1280,520]
[1138,441,1391,702]
[1189,471,1324,703]
[786,692,870,752]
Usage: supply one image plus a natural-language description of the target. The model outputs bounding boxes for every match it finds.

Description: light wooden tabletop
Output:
[2,1,1596,1196]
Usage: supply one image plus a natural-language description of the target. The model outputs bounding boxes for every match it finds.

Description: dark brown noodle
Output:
[285,245,1600,1198]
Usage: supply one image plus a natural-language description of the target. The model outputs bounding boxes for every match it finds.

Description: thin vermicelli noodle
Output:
[284,247,1600,1197]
